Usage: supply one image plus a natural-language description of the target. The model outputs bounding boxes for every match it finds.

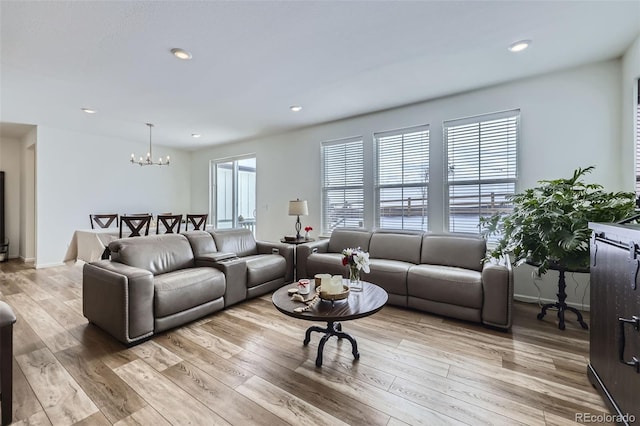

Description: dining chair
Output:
[119,215,152,238]
[185,214,208,231]
[156,214,182,234]
[89,214,119,229]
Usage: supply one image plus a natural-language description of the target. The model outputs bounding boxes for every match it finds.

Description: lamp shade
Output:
[288,199,308,216]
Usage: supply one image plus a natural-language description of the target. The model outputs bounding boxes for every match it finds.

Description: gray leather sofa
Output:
[83,229,293,345]
[296,229,513,329]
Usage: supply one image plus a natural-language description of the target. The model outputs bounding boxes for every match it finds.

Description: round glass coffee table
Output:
[272,280,388,367]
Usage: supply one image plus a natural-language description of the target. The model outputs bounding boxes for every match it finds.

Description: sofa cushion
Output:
[109,234,195,275]
[212,228,258,257]
[407,264,482,309]
[306,252,346,278]
[420,233,486,272]
[154,267,225,317]
[182,231,217,257]
[369,231,423,264]
[328,229,372,253]
[367,258,412,296]
[244,255,287,288]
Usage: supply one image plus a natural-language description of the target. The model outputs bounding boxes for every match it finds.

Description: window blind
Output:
[321,137,364,234]
[374,125,429,231]
[444,110,519,237]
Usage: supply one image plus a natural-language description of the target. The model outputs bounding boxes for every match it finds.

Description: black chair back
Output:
[186,214,208,231]
[90,214,118,229]
[120,215,152,238]
[156,214,182,234]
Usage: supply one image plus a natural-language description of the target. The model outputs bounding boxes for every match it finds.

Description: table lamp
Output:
[288,199,308,240]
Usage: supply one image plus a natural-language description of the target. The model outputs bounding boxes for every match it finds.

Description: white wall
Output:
[191,59,624,309]
[0,136,22,258]
[35,126,192,267]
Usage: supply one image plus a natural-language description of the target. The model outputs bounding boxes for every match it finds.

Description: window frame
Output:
[444,109,520,236]
[320,136,365,235]
[374,124,430,231]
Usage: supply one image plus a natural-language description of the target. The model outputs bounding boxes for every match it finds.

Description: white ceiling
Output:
[1,1,639,149]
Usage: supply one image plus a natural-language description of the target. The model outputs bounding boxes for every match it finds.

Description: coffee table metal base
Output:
[303,321,359,367]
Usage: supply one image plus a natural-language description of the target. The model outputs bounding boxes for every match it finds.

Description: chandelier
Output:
[130,123,170,166]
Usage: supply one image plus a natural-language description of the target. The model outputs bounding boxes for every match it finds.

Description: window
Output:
[374,125,429,231]
[321,137,364,234]
[211,156,256,234]
[444,110,519,236]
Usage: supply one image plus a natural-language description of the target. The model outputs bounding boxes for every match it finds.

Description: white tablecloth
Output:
[64,228,120,263]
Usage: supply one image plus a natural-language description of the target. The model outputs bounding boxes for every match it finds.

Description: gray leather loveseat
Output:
[296,229,513,329]
[82,229,292,345]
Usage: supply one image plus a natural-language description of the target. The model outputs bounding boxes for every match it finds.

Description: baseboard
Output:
[514,293,590,311]
[19,256,36,264]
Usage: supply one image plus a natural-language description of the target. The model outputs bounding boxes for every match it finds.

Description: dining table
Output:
[64,224,215,263]
[63,228,122,263]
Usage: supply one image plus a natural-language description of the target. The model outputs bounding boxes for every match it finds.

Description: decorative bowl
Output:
[316,285,350,301]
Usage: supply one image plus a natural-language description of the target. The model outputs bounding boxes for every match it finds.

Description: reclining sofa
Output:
[82,228,293,345]
[296,229,513,330]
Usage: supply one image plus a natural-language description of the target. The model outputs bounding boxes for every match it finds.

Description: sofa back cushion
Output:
[109,234,195,275]
[421,233,486,271]
[369,230,423,264]
[182,231,217,257]
[212,228,257,257]
[328,229,372,254]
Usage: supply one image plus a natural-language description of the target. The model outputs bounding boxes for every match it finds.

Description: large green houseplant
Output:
[482,166,636,275]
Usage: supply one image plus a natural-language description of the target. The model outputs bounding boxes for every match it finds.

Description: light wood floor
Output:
[0,260,610,426]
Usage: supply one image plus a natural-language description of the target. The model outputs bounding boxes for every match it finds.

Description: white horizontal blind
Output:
[375,125,429,231]
[445,110,519,237]
[321,137,364,234]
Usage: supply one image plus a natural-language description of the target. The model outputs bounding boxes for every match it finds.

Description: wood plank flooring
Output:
[0,260,611,425]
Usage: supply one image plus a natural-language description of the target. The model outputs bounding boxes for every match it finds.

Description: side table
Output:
[534,262,589,330]
[280,237,315,281]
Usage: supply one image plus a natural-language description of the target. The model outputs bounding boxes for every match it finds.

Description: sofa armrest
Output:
[195,255,248,307]
[256,241,295,283]
[481,254,513,330]
[82,261,155,345]
[296,239,330,280]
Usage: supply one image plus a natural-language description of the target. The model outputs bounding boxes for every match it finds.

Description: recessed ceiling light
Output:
[170,48,192,60]
[508,40,532,53]
[81,108,97,114]
[191,133,201,138]
[290,105,302,112]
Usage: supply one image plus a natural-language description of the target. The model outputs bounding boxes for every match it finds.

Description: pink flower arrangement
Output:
[304,226,313,232]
